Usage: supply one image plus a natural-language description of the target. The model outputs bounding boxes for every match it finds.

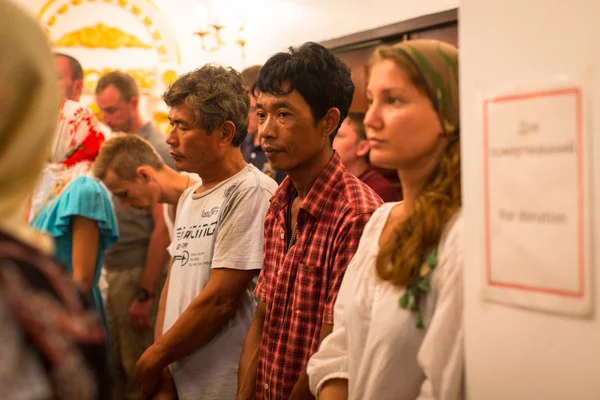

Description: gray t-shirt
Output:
[164,164,277,400]
[104,123,174,270]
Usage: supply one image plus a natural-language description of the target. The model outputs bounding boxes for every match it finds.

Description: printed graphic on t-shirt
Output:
[172,206,220,268]
[223,184,236,199]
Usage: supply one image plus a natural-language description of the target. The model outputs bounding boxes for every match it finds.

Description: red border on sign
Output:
[483,87,584,298]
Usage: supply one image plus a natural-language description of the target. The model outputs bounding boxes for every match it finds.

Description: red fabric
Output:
[63,128,105,167]
[358,167,400,203]
[61,105,105,168]
[255,152,383,399]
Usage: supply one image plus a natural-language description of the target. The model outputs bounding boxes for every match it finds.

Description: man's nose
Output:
[166,127,178,146]
[258,115,276,141]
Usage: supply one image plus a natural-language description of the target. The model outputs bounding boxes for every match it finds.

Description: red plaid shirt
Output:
[255,152,383,399]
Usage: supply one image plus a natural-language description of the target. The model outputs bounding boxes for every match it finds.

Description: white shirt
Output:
[165,165,277,400]
[307,203,464,400]
[163,172,200,240]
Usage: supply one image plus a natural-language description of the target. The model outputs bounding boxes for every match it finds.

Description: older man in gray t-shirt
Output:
[164,165,276,398]
[132,65,275,400]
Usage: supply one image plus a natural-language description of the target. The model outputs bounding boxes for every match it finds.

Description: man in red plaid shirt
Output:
[237,42,383,400]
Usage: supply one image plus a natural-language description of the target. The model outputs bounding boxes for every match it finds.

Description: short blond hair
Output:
[94,134,165,181]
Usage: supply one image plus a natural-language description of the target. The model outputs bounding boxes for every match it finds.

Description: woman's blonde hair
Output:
[372,45,461,286]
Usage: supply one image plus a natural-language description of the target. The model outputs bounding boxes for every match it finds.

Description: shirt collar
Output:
[270,151,345,218]
[137,122,153,139]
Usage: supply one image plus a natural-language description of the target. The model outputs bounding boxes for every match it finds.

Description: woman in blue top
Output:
[31,99,119,334]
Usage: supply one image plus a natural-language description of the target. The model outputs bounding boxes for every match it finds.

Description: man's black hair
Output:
[253,42,354,142]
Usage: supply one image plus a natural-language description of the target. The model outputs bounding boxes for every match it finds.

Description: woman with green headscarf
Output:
[307,40,463,399]
[0,1,110,399]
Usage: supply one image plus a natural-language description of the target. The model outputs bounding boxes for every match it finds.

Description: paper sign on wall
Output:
[482,86,592,317]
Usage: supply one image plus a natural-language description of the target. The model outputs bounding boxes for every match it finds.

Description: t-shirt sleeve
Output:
[51,176,119,250]
[322,211,373,324]
[211,186,271,271]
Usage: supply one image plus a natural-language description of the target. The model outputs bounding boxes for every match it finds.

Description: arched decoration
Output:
[38,0,182,135]
[37,0,181,65]
[54,23,154,49]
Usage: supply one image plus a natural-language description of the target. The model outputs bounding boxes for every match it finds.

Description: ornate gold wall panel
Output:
[84,68,157,89]
[38,0,181,64]
[39,0,181,136]
[54,23,153,49]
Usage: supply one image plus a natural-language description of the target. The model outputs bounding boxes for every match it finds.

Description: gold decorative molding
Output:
[153,111,168,123]
[161,70,178,86]
[88,102,103,123]
[38,0,181,64]
[84,68,157,89]
[153,111,171,136]
[54,23,152,49]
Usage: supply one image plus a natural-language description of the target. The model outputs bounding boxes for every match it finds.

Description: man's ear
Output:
[73,79,83,99]
[322,107,342,139]
[219,121,236,145]
[356,139,370,158]
[130,96,139,109]
[136,166,153,182]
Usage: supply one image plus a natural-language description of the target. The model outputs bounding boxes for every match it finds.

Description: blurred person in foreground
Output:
[0,1,110,399]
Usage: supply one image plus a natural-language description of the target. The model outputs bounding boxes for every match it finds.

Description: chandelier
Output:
[193,4,246,53]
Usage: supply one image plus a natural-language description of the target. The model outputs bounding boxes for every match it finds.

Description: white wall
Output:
[14,0,456,130]
[461,0,600,398]
[18,0,458,71]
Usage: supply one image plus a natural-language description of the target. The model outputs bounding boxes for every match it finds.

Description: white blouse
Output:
[307,203,464,400]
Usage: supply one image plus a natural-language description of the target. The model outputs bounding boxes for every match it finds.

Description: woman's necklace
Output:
[398,248,439,329]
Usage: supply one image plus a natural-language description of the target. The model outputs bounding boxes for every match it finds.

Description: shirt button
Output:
[264,383,269,390]
[277,269,281,276]
[280,232,284,240]
[295,309,301,316]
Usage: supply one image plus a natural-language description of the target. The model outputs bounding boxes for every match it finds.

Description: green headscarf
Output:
[393,39,459,136]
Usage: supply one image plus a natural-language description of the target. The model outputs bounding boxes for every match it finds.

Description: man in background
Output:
[55,52,83,101]
[335,112,400,202]
[240,65,286,184]
[94,134,198,240]
[95,71,173,400]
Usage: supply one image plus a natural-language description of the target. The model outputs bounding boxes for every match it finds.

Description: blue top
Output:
[31,175,119,333]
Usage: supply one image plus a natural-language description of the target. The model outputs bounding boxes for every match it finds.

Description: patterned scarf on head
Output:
[393,39,459,137]
[30,99,105,220]
[51,98,105,171]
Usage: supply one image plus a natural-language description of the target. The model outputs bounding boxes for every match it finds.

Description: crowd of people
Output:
[0,1,463,399]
